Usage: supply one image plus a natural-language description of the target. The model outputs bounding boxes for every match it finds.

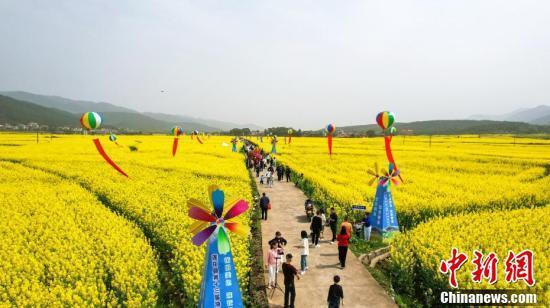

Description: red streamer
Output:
[328,133,333,157]
[93,138,128,177]
[384,135,397,168]
[172,138,179,156]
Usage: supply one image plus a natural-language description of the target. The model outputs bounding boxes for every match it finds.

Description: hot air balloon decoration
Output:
[326,123,335,157]
[192,129,203,144]
[171,126,184,156]
[369,111,403,237]
[80,112,128,177]
[188,185,249,308]
[108,131,122,147]
[271,135,278,154]
[287,129,293,144]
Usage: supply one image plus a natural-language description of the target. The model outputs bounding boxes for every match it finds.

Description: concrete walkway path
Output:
[256,176,396,308]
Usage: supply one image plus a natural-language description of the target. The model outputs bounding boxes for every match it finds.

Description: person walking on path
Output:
[282,253,301,308]
[341,216,353,238]
[328,208,338,243]
[320,209,327,239]
[300,230,309,275]
[269,231,288,249]
[336,226,350,269]
[327,275,344,308]
[260,193,270,220]
[268,171,274,188]
[285,166,291,182]
[266,242,279,288]
[362,212,372,241]
[255,164,261,178]
[310,210,323,247]
[276,165,284,181]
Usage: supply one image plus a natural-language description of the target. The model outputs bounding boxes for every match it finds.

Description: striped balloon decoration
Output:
[171,126,183,137]
[326,123,336,134]
[376,111,395,130]
[80,112,102,130]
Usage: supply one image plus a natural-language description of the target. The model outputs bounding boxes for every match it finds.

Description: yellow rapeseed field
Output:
[0,161,159,306]
[391,206,550,304]
[0,133,253,305]
[256,135,549,303]
[257,136,550,228]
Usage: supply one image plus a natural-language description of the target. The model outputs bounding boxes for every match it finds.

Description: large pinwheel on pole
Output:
[368,111,403,237]
[188,185,249,308]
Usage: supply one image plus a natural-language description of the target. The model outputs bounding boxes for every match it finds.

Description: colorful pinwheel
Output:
[188,185,249,254]
[379,167,402,187]
[80,112,128,177]
[367,162,380,186]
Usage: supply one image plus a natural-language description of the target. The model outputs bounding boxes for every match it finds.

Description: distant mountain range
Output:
[469,105,550,125]
[0,95,77,127]
[0,91,262,132]
[1,91,548,135]
[339,120,550,135]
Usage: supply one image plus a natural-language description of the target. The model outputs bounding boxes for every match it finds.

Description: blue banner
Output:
[370,184,399,233]
[199,234,244,308]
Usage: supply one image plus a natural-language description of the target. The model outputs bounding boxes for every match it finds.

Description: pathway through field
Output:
[256,175,396,308]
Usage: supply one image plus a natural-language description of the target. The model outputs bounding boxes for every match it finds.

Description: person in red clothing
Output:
[336,226,350,269]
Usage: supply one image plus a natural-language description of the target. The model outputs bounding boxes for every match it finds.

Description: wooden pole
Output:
[429,135,432,148]
[36,131,39,143]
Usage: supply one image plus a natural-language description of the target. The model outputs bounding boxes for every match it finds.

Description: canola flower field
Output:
[258,136,550,228]
[0,133,253,306]
[2,133,548,306]
[256,135,549,303]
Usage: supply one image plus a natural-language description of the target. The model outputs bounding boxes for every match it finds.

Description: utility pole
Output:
[36,130,39,143]
[429,135,432,148]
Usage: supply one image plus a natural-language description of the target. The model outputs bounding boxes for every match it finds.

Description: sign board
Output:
[352,205,367,211]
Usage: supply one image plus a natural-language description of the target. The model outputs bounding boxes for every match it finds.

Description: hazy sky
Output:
[1,0,549,129]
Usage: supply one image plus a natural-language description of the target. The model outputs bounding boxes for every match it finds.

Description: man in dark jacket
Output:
[328,207,338,243]
[310,211,323,247]
[276,165,284,181]
[259,193,270,220]
[282,253,301,308]
[285,166,291,182]
[268,231,288,249]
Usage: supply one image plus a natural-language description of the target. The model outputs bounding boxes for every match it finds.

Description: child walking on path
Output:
[300,230,309,275]
[327,275,344,308]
